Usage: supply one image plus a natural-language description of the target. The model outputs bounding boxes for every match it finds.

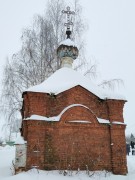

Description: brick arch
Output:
[59,104,98,124]
[53,104,107,170]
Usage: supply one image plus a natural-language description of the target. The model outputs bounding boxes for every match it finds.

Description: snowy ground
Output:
[0,146,135,180]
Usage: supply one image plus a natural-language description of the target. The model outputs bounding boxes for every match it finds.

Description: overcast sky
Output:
[0,0,135,135]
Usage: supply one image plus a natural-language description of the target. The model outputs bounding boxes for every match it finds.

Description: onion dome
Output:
[57,39,78,60]
[57,39,78,68]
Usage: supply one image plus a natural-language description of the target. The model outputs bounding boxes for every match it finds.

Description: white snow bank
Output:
[1,146,135,180]
[0,146,15,178]
[0,145,13,150]
[25,67,126,101]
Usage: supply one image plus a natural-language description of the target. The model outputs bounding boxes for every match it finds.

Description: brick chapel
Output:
[18,7,128,175]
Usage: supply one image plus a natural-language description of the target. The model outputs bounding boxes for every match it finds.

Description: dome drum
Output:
[57,44,78,60]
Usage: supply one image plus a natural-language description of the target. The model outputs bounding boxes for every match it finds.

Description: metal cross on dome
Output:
[62,6,75,38]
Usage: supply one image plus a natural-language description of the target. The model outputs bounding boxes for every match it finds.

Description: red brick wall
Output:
[110,125,127,174]
[106,100,125,122]
[22,85,127,175]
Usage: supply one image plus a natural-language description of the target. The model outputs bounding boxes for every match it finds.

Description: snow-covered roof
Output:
[59,38,77,47]
[25,67,126,100]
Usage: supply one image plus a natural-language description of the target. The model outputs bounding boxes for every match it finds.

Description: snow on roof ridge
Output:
[97,118,110,124]
[24,108,126,125]
[24,103,125,125]
[97,118,126,125]
[25,67,126,101]
[24,104,89,122]
[112,121,126,125]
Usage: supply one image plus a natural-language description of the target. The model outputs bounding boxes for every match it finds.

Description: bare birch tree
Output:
[1,0,123,136]
[1,0,86,134]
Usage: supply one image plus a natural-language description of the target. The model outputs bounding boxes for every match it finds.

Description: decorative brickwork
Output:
[21,85,127,175]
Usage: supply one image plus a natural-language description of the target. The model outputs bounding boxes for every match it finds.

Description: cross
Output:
[62,6,75,32]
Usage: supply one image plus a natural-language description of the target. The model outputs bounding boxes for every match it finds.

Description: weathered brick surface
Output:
[21,85,127,175]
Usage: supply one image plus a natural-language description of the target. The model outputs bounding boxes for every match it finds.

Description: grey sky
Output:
[0,0,134,134]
